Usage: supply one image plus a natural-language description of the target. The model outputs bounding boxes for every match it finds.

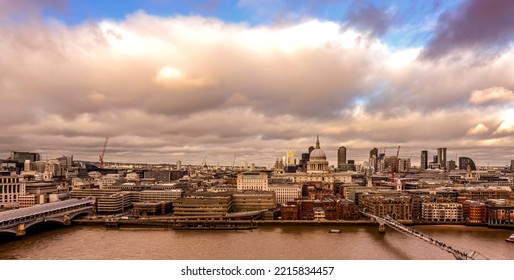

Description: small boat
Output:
[329,229,341,233]
[506,234,514,242]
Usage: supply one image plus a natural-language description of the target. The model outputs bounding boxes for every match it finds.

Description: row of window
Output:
[0,178,19,184]
[1,185,23,194]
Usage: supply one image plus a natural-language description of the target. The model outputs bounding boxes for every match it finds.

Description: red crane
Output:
[391,145,400,182]
[99,137,109,168]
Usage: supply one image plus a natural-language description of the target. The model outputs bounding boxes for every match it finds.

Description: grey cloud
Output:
[421,0,514,61]
[342,1,396,38]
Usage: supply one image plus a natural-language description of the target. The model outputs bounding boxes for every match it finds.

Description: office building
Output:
[420,150,428,170]
[437,148,447,169]
[237,172,268,191]
[369,148,378,171]
[338,146,347,168]
[459,157,477,171]
[0,172,26,209]
[268,183,302,203]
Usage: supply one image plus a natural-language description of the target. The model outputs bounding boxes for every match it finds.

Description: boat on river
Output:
[506,234,514,242]
[329,229,341,233]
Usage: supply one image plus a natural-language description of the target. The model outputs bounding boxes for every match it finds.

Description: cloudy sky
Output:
[1,0,514,167]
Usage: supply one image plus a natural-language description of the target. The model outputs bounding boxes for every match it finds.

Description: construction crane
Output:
[99,137,109,168]
[391,146,400,182]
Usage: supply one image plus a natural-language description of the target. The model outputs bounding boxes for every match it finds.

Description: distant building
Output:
[0,172,26,210]
[10,151,41,164]
[420,150,428,170]
[397,158,411,172]
[338,146,347,168]
[369,148,378,171]
[139,189,183,202]
[173,192,233,216]
[459,157,477,171]
[286,150,294,167]
[268,183,302,203]
[307,136,329,173]
[422,202,463,223]
[96,191,137,215]
[486,199,514,227]
[447,160,456,171]
[237,172,268,191]
[437,148,447,169]
[462,200,487,225]
[360,194,412,221]
[232,191,276,212]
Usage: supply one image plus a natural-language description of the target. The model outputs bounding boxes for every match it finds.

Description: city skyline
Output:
[1,0,514,166]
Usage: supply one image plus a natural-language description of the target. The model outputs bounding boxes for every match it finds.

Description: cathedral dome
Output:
[310,148,326,160]
[309,135,326,160]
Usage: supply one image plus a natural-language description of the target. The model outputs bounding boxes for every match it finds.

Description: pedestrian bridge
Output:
[0,198,94,236]
[360,211,488,260]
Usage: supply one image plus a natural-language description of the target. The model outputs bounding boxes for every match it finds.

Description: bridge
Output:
[360,211,488,260]
[0,198,94,236]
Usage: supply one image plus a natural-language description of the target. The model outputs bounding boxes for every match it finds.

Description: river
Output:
[0,224,513,260]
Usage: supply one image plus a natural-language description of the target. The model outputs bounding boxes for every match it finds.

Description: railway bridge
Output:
[361,211,488,260]
[0,198,94,236]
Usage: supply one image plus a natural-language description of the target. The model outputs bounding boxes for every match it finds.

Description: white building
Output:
[268,183,302,204]
[237,172,268,191]
[0,173,26,209]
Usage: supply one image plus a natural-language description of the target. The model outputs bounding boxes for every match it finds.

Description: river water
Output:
[0,224,513,260]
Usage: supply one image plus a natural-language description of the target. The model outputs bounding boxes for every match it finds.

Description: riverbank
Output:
[72,217,411,228]
[72,217,514,229]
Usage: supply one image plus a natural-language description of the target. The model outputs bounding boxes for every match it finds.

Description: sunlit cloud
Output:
[467,123,489,135]
[469,87,514,105]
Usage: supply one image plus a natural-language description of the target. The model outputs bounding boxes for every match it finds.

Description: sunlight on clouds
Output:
[156,66,184,80]
[386,48,420,69]
[469,87,514,105]
[494,109,514,135]
[467,123,489,135]
[154,66,210,90]
[235,20,363,54]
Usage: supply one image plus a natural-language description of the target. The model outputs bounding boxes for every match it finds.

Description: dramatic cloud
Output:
[1,8,514,166]
[421,0,514,60]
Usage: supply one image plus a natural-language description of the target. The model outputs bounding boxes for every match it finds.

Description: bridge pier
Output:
[16,223,26,236]
[63,214,71,226]
[378,223,386,234]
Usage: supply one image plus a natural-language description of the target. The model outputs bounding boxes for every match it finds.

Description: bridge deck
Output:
[0,198,94,224]
[360,211,488,260]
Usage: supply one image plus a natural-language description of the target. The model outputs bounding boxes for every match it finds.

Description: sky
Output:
[1,0,514,167]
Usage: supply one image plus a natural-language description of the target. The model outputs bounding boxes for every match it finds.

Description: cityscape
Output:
[1,136,514,260]
[1,0,514,266]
